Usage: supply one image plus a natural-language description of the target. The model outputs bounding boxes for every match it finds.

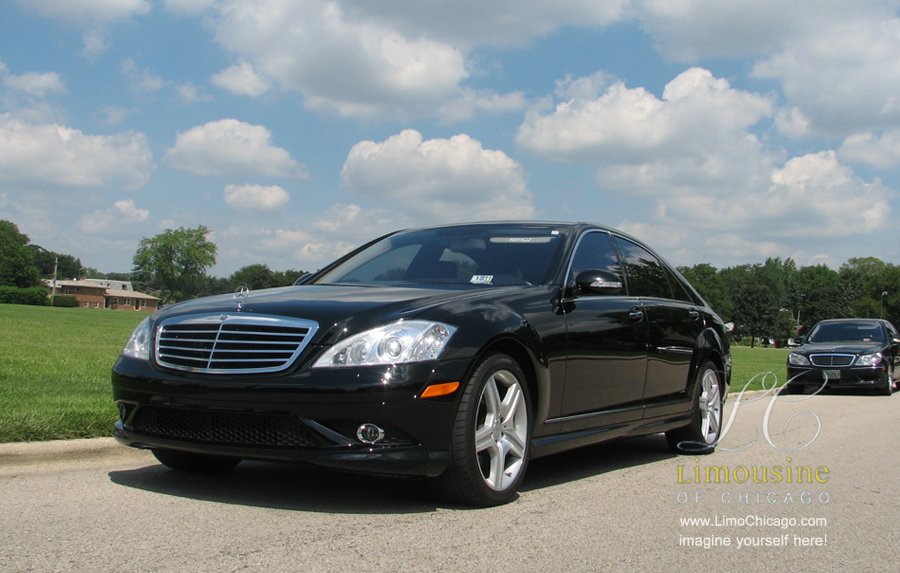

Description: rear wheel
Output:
[666,360,723,455]
[152,448,242,473]
[434,353,531,507]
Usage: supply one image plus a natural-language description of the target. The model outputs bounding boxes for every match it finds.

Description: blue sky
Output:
[2,0,900,277]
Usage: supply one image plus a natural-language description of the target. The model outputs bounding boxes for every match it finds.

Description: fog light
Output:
[357,423,385,445]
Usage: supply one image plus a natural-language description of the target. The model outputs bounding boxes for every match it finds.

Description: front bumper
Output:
[112,355,472,477]
[786,365,891,390]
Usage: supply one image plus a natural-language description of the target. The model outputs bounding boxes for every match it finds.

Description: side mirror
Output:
[574,270,624,296]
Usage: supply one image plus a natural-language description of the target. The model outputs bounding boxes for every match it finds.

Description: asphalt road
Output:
[1,388,898,572]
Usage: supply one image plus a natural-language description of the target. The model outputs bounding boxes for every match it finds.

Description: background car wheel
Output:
[784,384,804,395]
[880,369,894,396]
[434,353,531,507]
[665,360,723,455]
[152,448,242,473]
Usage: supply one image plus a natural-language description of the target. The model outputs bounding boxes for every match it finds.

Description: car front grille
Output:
[155,313,318,374]
[810,354,856,367]
[131,406,331,449]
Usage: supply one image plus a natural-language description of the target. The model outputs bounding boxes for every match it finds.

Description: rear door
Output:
[611,236,702,416]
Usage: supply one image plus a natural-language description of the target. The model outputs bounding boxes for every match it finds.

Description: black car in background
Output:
[787,318,900,396]
[112,222,731,506]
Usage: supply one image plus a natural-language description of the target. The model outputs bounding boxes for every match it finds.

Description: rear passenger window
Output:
[612,237,673,299]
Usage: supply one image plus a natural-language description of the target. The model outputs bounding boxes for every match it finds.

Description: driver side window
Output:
[568,232,623,285]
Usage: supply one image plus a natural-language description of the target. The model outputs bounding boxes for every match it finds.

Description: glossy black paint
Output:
[112,222,731,477]
[787,318,900,393]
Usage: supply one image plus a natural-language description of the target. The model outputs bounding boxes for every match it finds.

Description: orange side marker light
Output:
[421,381,460,399]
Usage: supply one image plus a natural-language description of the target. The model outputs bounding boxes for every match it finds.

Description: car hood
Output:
[151,283,532,345]
[794,342,886,355]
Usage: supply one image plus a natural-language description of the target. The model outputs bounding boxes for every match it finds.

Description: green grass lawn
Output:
[0,304,145,442]
[730,345,792,394]
[0,303,792,443]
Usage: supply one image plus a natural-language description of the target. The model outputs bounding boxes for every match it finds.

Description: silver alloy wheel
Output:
[699,367,722,444]
[474,369,529,491]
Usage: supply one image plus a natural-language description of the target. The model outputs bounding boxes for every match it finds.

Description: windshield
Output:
[314,225,567,287]
[807,322,885,343]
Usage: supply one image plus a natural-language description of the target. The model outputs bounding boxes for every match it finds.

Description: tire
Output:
[152,448,242,473]
[665,360,723,455]
[880,367,894,396]
[434,353,531,507]
[784,384,803,395]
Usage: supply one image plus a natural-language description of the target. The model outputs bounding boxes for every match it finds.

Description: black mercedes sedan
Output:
[112,221,731,506]
[787,318,900,396]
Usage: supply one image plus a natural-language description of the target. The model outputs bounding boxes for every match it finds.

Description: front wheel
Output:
[665,360,723,455]
[434,353,531,507]
[152,448,242,473]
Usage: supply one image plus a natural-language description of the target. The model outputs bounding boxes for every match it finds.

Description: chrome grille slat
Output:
[810,354,856,367]
[154,313,319,374]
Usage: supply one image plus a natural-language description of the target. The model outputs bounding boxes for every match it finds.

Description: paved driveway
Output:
[1,389,897,572]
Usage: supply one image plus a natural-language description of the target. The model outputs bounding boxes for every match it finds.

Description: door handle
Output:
[688,309,701,321]
[629,307,644,321]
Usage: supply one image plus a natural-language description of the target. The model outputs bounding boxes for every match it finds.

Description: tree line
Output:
[4,220,900,344]
[678,257,899,346]
[1,221,305,305]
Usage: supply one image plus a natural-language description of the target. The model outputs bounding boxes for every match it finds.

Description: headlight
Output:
[313,320,457,368]
[788,353,810,366]
[122,317,151,361]
[855,352,883,367]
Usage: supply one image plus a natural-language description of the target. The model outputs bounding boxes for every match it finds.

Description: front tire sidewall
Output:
[438,353,532,507]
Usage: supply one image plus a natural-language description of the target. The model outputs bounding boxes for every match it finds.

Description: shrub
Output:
[0,286,50,306]
[50,295,79,308]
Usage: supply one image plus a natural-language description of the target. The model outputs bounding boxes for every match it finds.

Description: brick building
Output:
[45,279,160,311]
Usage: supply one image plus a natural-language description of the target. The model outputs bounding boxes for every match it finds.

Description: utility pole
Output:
[51,256,58,307]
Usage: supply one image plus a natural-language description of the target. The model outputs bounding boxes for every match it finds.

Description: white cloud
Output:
[20,0,152,57]
[752,14,900,134]
[81,29,110,59]
[249,204,399,269]
[204,0,530,120]
[340,0,628,48]
[121,58,165,97]
[839,130,900,168]
[3,71,66,97]
[341,129,534,221]
[94,105,135,126]
[516,67,774,162]
[0,114,153,188]
[20,0,152,23]
[163,0,218,15]
[211,61,272,97]
[164,119,307,177]
[79,199,149,234]
[224,184,290,211]
[174,82,211,104]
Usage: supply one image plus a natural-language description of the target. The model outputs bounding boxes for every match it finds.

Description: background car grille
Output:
[131,406,331,449]
[810,354,856,367]
[155,313,318,374]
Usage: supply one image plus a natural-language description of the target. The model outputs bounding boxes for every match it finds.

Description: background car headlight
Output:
[313,320,457,368]
[122,317,151,361]
[788,353,810,366]
[855,352,883,367]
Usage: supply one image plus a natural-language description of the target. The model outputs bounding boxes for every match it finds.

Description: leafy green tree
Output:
[0,220,41,288]
[29,246,84,280]
[731,280,779,348]
[678,263,731,317]
[274,269,307,286]
[132,226,217,303]
[231,264,278,290]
